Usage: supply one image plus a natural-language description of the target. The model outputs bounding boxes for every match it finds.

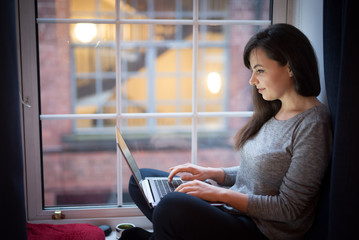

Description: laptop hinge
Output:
[141,180,155,205]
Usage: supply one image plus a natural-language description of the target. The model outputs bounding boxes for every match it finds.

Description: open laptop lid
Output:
[116,127,143,183]
[116,127,160,208]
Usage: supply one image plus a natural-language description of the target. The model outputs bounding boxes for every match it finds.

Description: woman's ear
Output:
[288,64,294,77]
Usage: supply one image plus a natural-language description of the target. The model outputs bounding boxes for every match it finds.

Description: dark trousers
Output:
[129,168,268,240]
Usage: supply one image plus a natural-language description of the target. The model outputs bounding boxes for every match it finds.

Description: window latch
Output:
[52,210,65,220]
[19,92,31,108]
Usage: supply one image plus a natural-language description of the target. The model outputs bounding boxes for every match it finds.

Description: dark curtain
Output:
[0,1,27,239]
[307,0,359,239]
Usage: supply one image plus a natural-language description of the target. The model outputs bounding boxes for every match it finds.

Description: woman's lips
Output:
[257,88,265,93]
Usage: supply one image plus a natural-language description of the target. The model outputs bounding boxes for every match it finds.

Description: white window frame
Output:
[18,0,290,227]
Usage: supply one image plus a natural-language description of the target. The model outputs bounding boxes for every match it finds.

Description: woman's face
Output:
[248,48,294,101]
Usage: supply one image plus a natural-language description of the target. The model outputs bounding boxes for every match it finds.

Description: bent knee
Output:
[153,192,204,221]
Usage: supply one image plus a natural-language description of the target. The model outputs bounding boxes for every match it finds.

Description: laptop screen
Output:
[116,127,143,185]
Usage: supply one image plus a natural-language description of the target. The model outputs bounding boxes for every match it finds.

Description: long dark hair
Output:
[234,23,321,150]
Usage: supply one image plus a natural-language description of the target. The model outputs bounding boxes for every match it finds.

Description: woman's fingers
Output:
[167,167,181,182]
[175,180,221,203]
[175,180,195,192]
[168,163,196,182]
[180,174,197,181]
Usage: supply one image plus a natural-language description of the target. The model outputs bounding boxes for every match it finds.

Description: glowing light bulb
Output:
[74,23,97,43]
[207,72,221,94]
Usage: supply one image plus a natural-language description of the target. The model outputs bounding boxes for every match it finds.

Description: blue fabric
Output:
[306,0,359,239]
[0,1,27,239]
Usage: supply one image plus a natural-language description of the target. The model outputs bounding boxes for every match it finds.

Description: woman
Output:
[123,24,332,240]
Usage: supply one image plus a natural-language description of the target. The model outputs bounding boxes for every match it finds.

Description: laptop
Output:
[116,127,183,208]
[116,127,224,208]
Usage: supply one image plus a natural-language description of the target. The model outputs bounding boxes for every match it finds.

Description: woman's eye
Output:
[257,69,264,74]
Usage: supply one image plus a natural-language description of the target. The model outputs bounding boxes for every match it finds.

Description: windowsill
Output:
[28,215,153,233]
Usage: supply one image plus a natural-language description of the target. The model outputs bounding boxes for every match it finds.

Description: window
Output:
[19,0,287,224]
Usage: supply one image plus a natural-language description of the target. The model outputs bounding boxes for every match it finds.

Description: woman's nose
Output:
[249,72,258,86]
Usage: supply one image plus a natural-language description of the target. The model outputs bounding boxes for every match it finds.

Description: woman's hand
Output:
[168,163,225,184]
[168,163,210,182]
[176,179,249,213]
[170,163,249,213]
[175,180,225,203]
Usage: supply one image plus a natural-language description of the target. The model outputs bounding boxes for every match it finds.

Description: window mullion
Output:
[147,32,156,133]
[70,45,77,133]
[36,18,271,26]
[192,0,199,165]
[116,0,123,207]
[39,111,253,120]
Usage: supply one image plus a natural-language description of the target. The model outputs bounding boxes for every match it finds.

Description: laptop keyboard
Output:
[155,179,183,199]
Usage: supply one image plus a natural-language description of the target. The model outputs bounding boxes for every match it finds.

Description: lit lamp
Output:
[207,72,221,94]
[74,23,97,43]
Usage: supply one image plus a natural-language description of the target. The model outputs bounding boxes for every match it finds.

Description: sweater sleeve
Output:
[247,118,332,222]
[221,166,239,186]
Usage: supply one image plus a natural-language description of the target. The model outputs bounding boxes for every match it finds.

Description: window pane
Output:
[121,24,193,114]
[154,25,193,42]
[37,0,116,19]
[120,124,192,170]
[38,23,116,115]
[41,119,117,207]
[197,117,250,168]
[120,0,193,19]
[198,25,269,113]
[199,0,271,20]
[120,120,192,204]
[120,117,192,132]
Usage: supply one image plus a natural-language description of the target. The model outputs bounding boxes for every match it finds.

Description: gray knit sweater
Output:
[222,105,332,240]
